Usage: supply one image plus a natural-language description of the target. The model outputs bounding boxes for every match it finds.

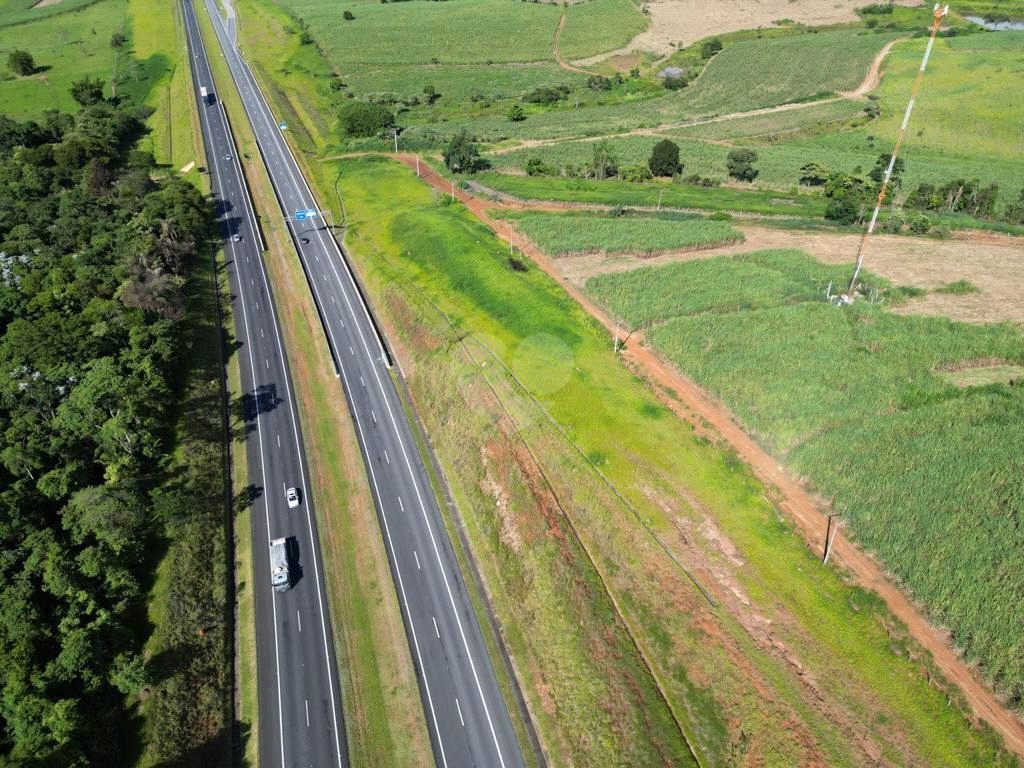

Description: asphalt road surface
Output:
[182,4,348,767]
[188,0,528,765]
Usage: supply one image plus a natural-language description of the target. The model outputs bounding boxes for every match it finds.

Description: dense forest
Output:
[0,102,218,765]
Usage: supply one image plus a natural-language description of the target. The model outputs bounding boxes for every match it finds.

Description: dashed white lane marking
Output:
[432,616,440,638]
[330,295,335,304]
[305,699,310,727]
[371,410,376,423]
[414,550,420,570]
[265,359,270,369]
[455,698,465,727]
[349,346,355,355]
[260,328,264,338]
[277,434,281,447]
[297,610,302,632]
[384,450,390,465]
[360,377,365,387]
[398,496,404,512]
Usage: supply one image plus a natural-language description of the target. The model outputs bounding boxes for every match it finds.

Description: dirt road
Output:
[389,152,1024,760]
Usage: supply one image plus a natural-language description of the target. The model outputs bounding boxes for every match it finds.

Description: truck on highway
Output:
[199,85,212,105]
[270,537,291,592]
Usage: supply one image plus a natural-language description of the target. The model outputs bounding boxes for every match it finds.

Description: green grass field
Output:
[586,248,1024,710]
[0,0,129,116]
[0,0,100,28]
[323,155,1018,767]
[507,210,743,256]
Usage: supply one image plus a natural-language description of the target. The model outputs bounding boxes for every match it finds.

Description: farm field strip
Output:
[507,212,744,257]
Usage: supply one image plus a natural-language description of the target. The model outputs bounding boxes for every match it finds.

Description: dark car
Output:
[300,236,310,244]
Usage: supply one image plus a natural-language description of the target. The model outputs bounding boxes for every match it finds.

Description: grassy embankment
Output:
[588,248,1024,714]
[196,4,432,765]
[128,0,201,173]
[497,210,744,257]
[322,155,1017,767]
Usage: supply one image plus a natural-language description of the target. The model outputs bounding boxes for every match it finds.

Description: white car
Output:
[231,233,241,242]
[286,487,300,508]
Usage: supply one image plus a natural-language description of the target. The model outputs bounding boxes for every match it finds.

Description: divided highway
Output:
[186,0,529,766]
[182,4,348,767]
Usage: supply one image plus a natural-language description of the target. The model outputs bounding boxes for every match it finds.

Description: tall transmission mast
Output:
[844,3,949,302]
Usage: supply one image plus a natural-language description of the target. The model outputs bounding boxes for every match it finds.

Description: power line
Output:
[845,3,949,302]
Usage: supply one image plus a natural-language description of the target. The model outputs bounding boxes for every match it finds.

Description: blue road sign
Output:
[294,208,318,221]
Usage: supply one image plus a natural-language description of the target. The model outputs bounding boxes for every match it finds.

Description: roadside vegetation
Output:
[0,103,218,764]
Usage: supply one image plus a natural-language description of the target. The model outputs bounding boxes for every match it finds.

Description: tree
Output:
[726,148,758,182]
[525,157,556,177]
[507,104,525,122]
[648,139,681,177]
[342,9,355,19]
[7,49,35,76]
[869,153,905,189]
[443,130,485,173]
[823,170,873,223]
[798,161,830,187]
[591,140,617,180]
[70,77,106,106]
[337,100,394,137]
[109,32,127,50]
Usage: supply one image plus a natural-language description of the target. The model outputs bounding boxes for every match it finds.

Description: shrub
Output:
[700,38,723,58]
[343,9,355,19]
[726,148,758,182]
[525,157,557,177]
[523,85,570,104]
[619,164,653,183]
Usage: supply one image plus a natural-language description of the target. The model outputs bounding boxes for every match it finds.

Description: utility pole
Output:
[393,127,399,153]
[845,3,948,301]
[823,514,841,565]
[416,154,420,177]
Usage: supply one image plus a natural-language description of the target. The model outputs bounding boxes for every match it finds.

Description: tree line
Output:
[0,97,214,765]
